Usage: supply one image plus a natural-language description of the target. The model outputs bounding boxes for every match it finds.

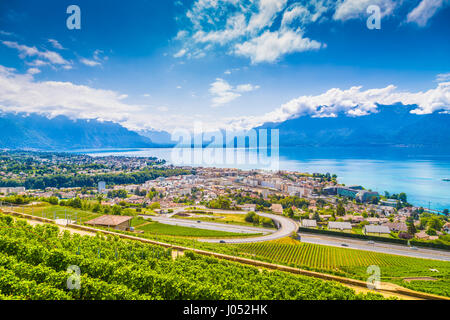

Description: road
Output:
[199,212,298,243]
[143,209,450,260]
[298,232,450,261]
[139,215,275,235]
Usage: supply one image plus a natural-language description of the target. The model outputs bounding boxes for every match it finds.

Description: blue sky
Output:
[0,0,449,132]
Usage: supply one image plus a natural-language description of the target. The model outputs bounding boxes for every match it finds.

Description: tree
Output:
[407,222,417,235]
[398,192,407,203]
[336,202,345,216]
[111,205,122,215]
[313,211,321,222]
[149,202,160,210]
[443,209,449,216]
[284,207,294,218]
[245,211,256,223]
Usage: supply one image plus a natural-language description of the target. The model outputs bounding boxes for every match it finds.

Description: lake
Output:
[77,146,450,211]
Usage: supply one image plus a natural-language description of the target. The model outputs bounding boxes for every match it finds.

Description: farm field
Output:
[0,213,386,300]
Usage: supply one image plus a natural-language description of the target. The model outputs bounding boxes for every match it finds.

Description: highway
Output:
[298,232,450,261]
[142,209,450,260]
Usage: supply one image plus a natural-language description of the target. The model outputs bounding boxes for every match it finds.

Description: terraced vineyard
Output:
[232,241,433,269]
[229,239,450,297]
[0,213,385,300]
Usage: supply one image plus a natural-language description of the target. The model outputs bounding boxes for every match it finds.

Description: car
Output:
[410,246,418,250]
[341,243,349,247]
[219,240,226,243]
[197,220,201,223]
[367,241,375,244]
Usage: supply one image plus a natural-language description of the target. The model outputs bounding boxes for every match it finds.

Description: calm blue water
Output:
[77,147,450,211]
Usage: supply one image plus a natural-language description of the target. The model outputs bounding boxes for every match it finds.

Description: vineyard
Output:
[0,213,386,300]
[228,239,450,297]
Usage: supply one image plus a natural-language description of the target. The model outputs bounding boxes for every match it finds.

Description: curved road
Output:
[140,215,274,235]
[199,212,297,243]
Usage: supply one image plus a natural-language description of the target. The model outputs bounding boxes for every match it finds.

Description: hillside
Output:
[0,113,156,150]
[259,106,450,147]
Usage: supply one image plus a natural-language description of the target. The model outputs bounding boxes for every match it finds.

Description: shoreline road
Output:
[139,215,275,235]
[200,212,298,244]
[298,233,450,262]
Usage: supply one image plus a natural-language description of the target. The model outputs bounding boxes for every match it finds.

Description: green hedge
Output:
[297,227,450,251]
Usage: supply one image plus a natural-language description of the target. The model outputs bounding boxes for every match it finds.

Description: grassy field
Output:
[2,204,101,223]
[134,220,261,238]
[174,212,274,228]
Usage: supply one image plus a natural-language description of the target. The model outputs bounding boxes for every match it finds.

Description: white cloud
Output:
[333,0,397,21]
[234,29,322,64]
[225,82,450,130]
[2,41,71,67]
[80,58,101,67]
[80,50,107,67]
[436,72,450,82]
[247,0,288,33]
[157,106,169,112]
[179,0,327,63]
[0,30,14,36]
[173,48,187,58]
[48,39,64,50]
[406,0,448,27]
[209,78,259,107]
[0,65,143,126]
[26,68,41,75]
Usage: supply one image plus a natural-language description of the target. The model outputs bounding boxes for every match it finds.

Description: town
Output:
[1,150,448,243]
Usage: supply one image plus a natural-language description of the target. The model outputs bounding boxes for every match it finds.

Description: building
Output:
[363,225,390,235]
[325,186,379,203]
[443,222,450,234]
[301,219,317,228]
[0,187,26,195]
[270,203,283,215]
[240,204,257,211]
[380,199,398,207]
[383,222,407,232]
[86,215,133,231]
[328,221,352,231]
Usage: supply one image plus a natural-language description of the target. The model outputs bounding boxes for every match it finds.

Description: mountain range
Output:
[0,105,449,150]
[0,113,156,150]
[259,105,450,147]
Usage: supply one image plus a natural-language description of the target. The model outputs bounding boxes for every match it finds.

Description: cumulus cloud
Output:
[333,0,397,21]
[224,82,450,130]
[209,78,259,107]
[234,29,322,63]
[406,0,449,27]
[178,0,328,63]
[2,41,71,67]
[26,68,41,75]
